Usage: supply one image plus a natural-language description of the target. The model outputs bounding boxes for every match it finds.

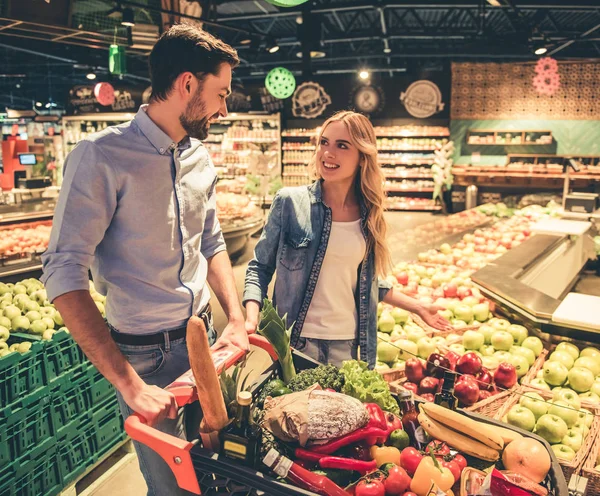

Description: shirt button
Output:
[159,147,164,153]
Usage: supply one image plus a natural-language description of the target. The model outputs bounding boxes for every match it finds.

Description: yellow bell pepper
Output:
[410,449,455,496]
[369,446,401,467]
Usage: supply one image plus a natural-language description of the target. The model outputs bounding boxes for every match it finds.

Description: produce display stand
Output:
[125,334,568,496]
[221,214,265,258]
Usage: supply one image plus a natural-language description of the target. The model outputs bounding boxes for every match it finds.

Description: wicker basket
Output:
[495,386,600,484]
[466,388,517,419]
[581,426,600,496]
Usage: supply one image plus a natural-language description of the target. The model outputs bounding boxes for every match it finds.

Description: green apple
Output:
[491,331,514,351]
[378,332,391,342]
[549,351,575,370]
[507,324,528,346]
[448,344,466,355]
[494,351,513,363]
[0,341,7,351]
[530,378,551,391]
[571,422,590,437]
[0,301,10,311]
[482,356,499,370]
[450,319,467,328]
[9,343,19,352]
[396,339,419,361]
[453,304,473,323]
[507,405,536,431]
[30,320,47,335]
[13,284,27,295]
[519,392,549,420]
[42,329,56,341]
[591,381,600,397]
[23,300,40,313]
[391,307,410,325]
[551,444,576,462]
[95,301,106,315]
[11,316,30,333]
[549,401,579,427]
[579,391,600,403]
[510,346,536,366]
[405,326,426,343]
[378,310,396,333]
[568,367,595,393]
[444,333,462,343]
[573,357,600,377]
[24,311,41,323]
[556,342,580,361]
[0,326,9,341]
[477,324,494,345]
[417,337,437,360]
[463,330,485,350]
[12,294,30,310]
[0,283,10,296]
[522,336,544,358]
[543,361,569,387]
[2,305,20,321]
[479,345,496,357]
[461,296,480,308]
[39,306,56,320]
[389,329,406,342]
[30,289,48,305]
[508,354,530,378]
[562,429,584,452]
[553,388,582,410]
[472,302,490,322]
[377,341,399,364]
[438,309,453,321]
[536,414,568,443]
[377,302,384,317]
[17,341,32,353]
[580,347,600,360]
[42,317,55,330]
[489,318,511,331]
[536,370,544,379]
[576,409,594,428]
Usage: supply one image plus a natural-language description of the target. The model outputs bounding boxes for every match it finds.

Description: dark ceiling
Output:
[1,0,600,110]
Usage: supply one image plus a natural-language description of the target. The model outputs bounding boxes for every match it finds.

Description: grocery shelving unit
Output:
[377,126,449,212]
[281,128,317,187]
[466,129,553,146]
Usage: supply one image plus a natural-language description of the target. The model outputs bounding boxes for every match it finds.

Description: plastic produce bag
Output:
[466,468,548,496]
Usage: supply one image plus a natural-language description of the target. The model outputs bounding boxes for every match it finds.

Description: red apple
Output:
[419,376,440,395]
[457,374,478,386]
[457,287,472,300]
[493,362,518,390]
[456,352,483,376]
[443,283,458,298]
[396,271,409,285]
[477,390,495,401]
[426,353,451,379]
[475,367,494,391]
[420,393,435,402]
[454,379,480,406]
[444,351,460,371]
[405,358,426,384]
[402,382,419,395]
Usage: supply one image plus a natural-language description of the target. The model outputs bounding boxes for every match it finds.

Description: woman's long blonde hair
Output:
[312,111,392,277]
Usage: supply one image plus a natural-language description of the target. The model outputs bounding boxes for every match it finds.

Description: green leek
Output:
[258,299,296,384]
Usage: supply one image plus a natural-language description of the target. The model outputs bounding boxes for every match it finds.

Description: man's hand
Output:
[120,381,178,427]
[213,319,250,352]
[418,303,453,331]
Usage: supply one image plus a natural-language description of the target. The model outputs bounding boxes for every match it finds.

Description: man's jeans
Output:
[114,325,217,496]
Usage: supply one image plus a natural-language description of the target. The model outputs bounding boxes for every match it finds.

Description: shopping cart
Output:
[125,334,569,496]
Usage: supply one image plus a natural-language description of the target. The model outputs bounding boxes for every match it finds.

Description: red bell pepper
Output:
[309,427,388,455]
[319,456,377,475]
[365,403,387,431]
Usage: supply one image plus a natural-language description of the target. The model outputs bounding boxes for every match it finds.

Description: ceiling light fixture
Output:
[534,46,548,56]
[239,37,252,45]
[359,70,370,80]
[266,39,280,54]
[486,0,503,6]
[86,72,97,80]
[121,7,135,27]
[295,50,326,59]
[35,102,42,108]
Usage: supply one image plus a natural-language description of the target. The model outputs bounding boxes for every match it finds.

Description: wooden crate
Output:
[581,427,600,496]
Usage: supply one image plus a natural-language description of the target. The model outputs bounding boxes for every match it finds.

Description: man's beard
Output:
[179,86,212,140]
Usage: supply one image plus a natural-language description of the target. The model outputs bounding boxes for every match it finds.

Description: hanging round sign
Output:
[265,0,309,7]
[265,67,296,99]
[94,82,116,106]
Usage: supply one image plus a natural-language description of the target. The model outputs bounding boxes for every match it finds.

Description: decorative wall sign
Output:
[400,80,445,119]
[350,85,385,114]
[291,81,332,119]
[532,57,560,96]
[452,62,600,120]
[265,0,309,6]
[67,84,143,115]
[94,82,116,106]
[265,67,296,99]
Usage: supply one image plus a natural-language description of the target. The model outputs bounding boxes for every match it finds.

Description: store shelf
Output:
[282,147,315,151]
[466,129,553,146]
[282,172,310,177]
[384,174,433,179]
[386,205,442,211]
[379,161,434,166]
[385,187,435,193]
[378,147,437,152]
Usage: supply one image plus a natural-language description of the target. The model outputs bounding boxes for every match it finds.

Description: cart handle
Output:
[123,334,277,495]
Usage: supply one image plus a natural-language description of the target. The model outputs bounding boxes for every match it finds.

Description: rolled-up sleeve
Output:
[243,192,283,307]
[41,141,118,302]
[200,177,226,260]
[378,278,392,302]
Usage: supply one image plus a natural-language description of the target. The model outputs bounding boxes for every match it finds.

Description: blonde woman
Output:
[243,111,450,367]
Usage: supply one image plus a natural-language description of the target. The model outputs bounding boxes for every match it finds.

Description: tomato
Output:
[427,440,450,458]
[383,465,411,495]
[453,454,467,472]
[441,459,460,483]
[399,447,422,476]
[355,479,385,496]
[402,493,418,496]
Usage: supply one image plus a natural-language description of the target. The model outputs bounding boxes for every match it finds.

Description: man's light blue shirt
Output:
[41,105,226,334]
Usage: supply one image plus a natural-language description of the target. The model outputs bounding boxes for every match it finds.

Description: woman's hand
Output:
[418,303,453,331]
[244,300,261,334]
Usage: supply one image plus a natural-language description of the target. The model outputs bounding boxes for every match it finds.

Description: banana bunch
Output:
[418,403,523,462]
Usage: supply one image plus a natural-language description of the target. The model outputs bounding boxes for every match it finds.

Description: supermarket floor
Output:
[94,211,436,496]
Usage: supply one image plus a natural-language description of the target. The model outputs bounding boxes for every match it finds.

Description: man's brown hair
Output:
[149,23,240,102]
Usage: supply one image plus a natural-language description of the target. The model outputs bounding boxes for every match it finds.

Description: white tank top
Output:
[301,219,367,340]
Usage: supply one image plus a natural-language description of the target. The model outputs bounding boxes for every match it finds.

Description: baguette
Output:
[187,316,229,432]
[418,412,500,462]
[420,402,504,451]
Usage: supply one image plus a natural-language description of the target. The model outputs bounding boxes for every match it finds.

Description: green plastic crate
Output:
[43,329,87,383]
[88,394,125,454]
[0,339,45,407]
[0,438,62,496]
[0,386,53,468]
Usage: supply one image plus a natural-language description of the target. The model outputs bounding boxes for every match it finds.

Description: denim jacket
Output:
[243,180,391,368]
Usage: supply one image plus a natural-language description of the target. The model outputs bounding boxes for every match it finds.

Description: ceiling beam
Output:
[549,22,600,55]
